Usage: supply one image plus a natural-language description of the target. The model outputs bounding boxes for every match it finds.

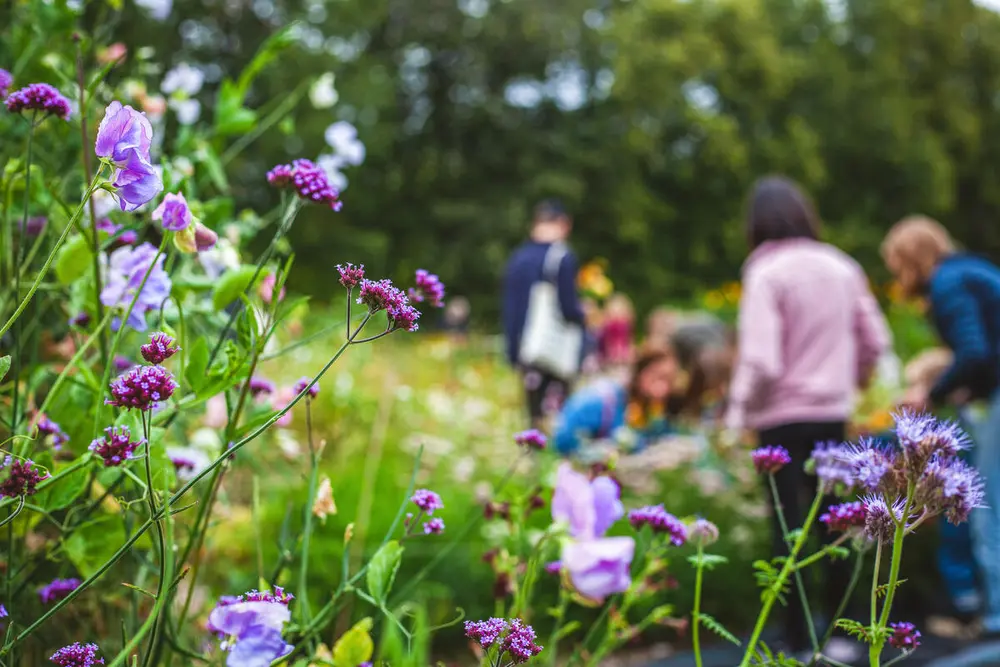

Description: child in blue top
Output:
[553,347,679,455]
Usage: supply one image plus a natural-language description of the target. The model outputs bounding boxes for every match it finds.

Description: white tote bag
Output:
[518,243,583,380]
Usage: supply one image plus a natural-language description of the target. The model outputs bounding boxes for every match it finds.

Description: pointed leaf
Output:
[366,540,404,604]
[332,617,373,666]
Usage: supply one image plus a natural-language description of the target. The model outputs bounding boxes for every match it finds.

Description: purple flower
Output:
[258,273,285,304]
[207,596,293,667]
[141,332,179,365]
[20,216,46,236]
[514,429,547,450]
[337,263,365,289]
[916,456,985,525]
[544,561,563,575]
[239,587,294,605]
[411,489,444,515]
[810,442,856,492]
[113,355,133,372]
[167,446,210,482]
[0,69,11,99]
[95,101,162,211]
[465,618,509,648]
[39,578,81,605]
[688,518,720,547]
[423,517,445,535]
[628,505,687,546]
[0,604,7,618]
[267,159,342,211]
[387,302,420,332]
[34,414,69,450]
[5,83,71,120]
[551,462,623,539]
[751,446,792,474]
[357,279,407,313]
[248,376,276,397]
[100,242,172,331]
[500,618,544,664]
[844,440,896,493]
[69,312,91,328]
[49,642,104,666]
[408,269,445,308]
[89,426,142,467]
[193,223,218,251]
[0,457,48,497]
[862,495,907,543]
[107,364,177,411]
[562,536,635,602]
[293,377,319,399]
[152,192,193,231]
[820,501,867,533]
[888,622,921,650]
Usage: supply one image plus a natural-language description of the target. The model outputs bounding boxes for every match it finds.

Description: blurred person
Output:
[725,176,891,659]
[645,306,680,350]
[502,199,586,429]
[443,295,471,343]
[598,293,636,368]
[553,346,679,456]
[580,297,603,376]
[670,312,734,421]
[882,216,1000,634]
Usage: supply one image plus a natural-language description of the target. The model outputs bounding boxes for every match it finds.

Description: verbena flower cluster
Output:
[337,263,365,289]
[89,426,142,467]
[39,578,81,605]
[106,364,177,411]
[357,278,421,332]
[5,83,72,119]
[0,456,48,498]
[751,445,792,474]
[267,159,342,210]
[819,501,867,533]
[411,489,444,514]
[248,376,276,397]
[49,642,104,666]
[464,618,543,664]
[628,505,688,546]
[140,332,179,365]
[888,621,921,650]
[293,376,319,399]
[408,269,445,307]
[35,414,69,450]
[514,428,547,450]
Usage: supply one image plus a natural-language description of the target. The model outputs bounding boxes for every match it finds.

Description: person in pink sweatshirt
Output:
[724,176,891,659]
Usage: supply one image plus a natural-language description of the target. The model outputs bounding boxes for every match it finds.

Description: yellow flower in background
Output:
[722,281,741,303]
[886,281,905,304]
[868,410,894,432]
[704,291,725,311]
[578,260,614,300]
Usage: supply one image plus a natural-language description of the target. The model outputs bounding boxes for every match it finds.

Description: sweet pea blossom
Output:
[174,221,218,253]
[551,463,622,539]
[207,592,293,667]
[562,537,635,602]
[151,192,192,231]
[95,102,162,211]
[0,69,11,99]
[100,243,171,331]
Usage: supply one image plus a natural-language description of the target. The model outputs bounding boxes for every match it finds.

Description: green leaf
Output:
[214,79,258,136]
[146,429,177,491]
[212,265,258,311]
[553,621,581,641]
[687,553,728,570]
[34,459,90,511]
[875,579,908,598]
[332,617,374,667]
[0,355,10,381]
[55,234,94,285]
[698,613,741,646]
[65,516,121,578]
[366,540,404,605]
[184,338,209,393]
[834,618,870,642]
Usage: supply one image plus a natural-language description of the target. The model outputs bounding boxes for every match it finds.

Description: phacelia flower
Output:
[107,364,177,411]
[100,242,172,332]
[337,263,364,289]
[293,377,319,399]
[862,495,907,543]
[0,69,11,99]
[500,618,544,664]
[89,425,142,467]
[628,505,687,546]
[258,273,285,304]
[39,578,81,605]
[0,457,48,497]
[357,278,407,313]
[465,618,509,648]
[387,302,420,332]
[688,518,720,547]
[408,269,445,308]
[552,462,623,539]
[896,411,970,476]
[888,622,922,650]
[423,517,445,535]
[810,442,856,492]
[751,446,792,474]
[207,593,293,667]
[514,429,547,450]
[248,376,276,397]
[267,159,342,211]
[844,440,897,493]
[95,101,163,211]
[916,456,985,525]
[820,501,867,533]
[49,642,104,666]
[141,332,179,365]
[563,536,635,602]
[152,191,193,231]
[34,414,69,450]
[5,83,72,120]
[411,489,444,515]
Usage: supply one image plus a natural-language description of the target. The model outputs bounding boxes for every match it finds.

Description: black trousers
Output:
[522,367,570,428]
[757,421,852,652]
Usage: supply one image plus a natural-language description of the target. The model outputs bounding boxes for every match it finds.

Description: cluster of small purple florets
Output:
[34,414,69,450]
[411,489,444,514]
[464,618,543,664]
[39,578,81,605]
[819,501,867,533]
[5,82,72,120]
[106,364,177,411]
[140,332,179,365]
[627,505,688,546]
[514,429,547,450]
[751,445,793,475]
[89,426,142,467]
[408,269,445,308]
[888,621,922,650]
[267,159,342,211]
[248,376,276,397]
[0,456,48,498]
[357,278,421,332]
[49,642,104,666]
[0,69,11,99]
[240,586,294,605]
[293,376,320,399]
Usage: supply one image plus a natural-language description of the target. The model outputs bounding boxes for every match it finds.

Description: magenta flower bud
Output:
[293,377,319,399]
[151,192,193,231]
[193,222,217,251]
[514,429,547,450]
[751,445,791,475]
[820,501,867,533]
[337,263,365,289]
[888,622,921,650]
[89,425,142,467]
[411,489,444,515]
[39,578,81,605]
[140,332,179,365]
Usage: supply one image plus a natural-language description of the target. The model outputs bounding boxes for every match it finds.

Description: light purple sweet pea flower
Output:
[95,101,162,212]
[100,242,172,331]
[207,600,293,667]
[562,536,635,602]
[152,192,192,231]
[551,462,623,539]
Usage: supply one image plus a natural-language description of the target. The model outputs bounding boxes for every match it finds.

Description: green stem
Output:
[768,474,818,653]
[546,588,570,667]
[0,454,93,512]
[693,545,705,667]
[140,412,168,667]
[794,535,850,572]
[809,548,866,667]
[298,397,319,623]
[870,541,882,630]
[870,494,911,667]
[739,487,825,667]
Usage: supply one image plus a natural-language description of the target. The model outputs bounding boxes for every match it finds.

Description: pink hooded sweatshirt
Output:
[725,238,890,432]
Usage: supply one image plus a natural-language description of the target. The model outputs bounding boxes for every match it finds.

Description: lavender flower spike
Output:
[95,101,162,211]
[49,642,104,666]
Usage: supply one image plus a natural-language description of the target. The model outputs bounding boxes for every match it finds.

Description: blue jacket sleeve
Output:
[557,252,585,325]
[929,274,993,405]
[501,257,519,365]
[553,389,612,455]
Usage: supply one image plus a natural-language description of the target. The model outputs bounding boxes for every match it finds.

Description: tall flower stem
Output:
[808,549,866,667]
[692,544,706,667]
[546,588,571,667]
[739,488,825,667]
[140,410,169,667]
[869,492,913,667]
[768,474,819,653]
[298,396,319,623]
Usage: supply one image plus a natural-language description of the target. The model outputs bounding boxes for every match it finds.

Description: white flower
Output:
[316,154,348,191]
[169,98,201,125]
[323,121,365,166]
[309,73,339,109]
[197,238,240,279]
[135,0,172,21]
[162,63,205,96]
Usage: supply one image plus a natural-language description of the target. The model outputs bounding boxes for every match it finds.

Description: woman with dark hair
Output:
[725,176,891,659]
[553,346,680,455]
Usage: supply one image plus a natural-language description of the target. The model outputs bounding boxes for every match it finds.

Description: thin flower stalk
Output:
[768,474,819,654]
